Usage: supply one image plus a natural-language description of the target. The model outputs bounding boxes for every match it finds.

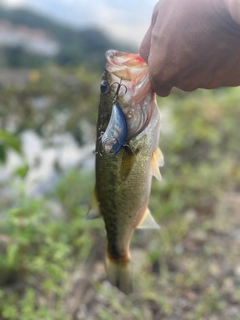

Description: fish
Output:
[87,50,164,294]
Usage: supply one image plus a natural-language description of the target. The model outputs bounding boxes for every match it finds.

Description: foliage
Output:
[151,87,240,220]
[0,130,22,163]
[0,62,240,319]
[0,170,101,319]
[0,66,100,145]
[0,46,53,69]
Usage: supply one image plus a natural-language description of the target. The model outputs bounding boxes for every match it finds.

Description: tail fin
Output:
[106,256,133,295]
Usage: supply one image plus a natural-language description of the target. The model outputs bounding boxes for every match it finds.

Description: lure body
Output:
[101,103,128,157]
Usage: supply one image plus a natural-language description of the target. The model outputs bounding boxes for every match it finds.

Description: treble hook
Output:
[110,80,127,103]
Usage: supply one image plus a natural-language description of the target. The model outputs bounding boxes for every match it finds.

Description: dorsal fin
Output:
[86,189,101,220]
[137,208,160,229]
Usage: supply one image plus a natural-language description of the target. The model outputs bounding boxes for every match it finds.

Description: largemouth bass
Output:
[88,50,163,294]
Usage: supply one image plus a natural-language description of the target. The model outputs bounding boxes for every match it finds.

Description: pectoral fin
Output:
[86,189,101,220]
[155,147,164,167]
[137,208,160,229]
[150,148,163,180]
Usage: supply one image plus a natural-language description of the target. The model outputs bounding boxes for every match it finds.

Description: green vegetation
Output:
[0,67,100,142]
[153,88,240,219]
[0,170,99,320]
[0,64,239,318]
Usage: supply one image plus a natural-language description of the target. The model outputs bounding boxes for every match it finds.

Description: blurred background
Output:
[0,1,240,320]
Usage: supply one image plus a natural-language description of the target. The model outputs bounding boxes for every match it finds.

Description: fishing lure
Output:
[101,103,128,157]
[101,80,128,157]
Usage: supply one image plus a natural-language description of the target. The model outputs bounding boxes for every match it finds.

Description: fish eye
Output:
[100,80,109,94]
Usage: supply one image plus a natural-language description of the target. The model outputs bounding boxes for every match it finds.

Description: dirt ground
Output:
[66,193,240,320]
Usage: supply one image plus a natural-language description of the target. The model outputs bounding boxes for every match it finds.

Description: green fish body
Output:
[88,51,163,294]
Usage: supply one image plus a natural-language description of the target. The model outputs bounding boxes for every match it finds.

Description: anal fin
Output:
[137,208,160,229]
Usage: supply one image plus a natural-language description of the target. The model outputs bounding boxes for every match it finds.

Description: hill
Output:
[0,6,135,70]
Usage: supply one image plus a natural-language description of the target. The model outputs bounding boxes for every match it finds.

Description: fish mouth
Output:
[105,50,149,82]
[105,50,151,99]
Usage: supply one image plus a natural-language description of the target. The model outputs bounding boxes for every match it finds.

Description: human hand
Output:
[140,0,240,97]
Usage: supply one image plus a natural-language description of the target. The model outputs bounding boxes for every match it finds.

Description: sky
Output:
[0,0,157,47]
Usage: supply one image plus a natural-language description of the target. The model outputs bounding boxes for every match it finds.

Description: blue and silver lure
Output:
[101,80,128,158]
[101,103,128,157]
